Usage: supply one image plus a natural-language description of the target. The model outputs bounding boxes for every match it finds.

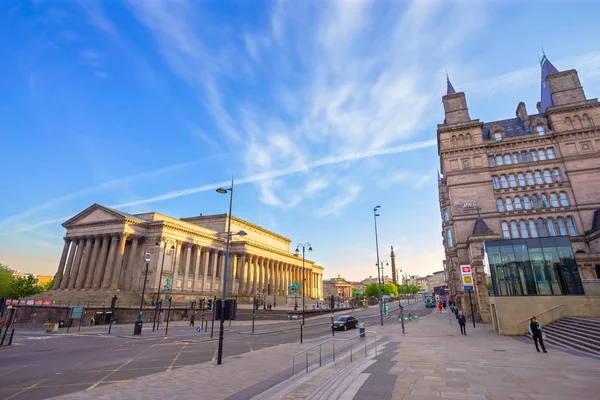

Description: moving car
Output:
[333,315,358,331]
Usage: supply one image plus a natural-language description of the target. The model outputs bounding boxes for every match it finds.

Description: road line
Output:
[6,382,40,399]
[0,366,26,377]
[167,343,187,371]
[248,342,254,352]
[211,347,218,361]
[86,360,132,390]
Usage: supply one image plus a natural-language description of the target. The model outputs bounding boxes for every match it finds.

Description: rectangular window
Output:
[446,229,453,247]
[547,148,555,159]
[538,150,547,161]
[521,151,529,162]
[512,153,519,164]
[530,151,538,162]
[443,209,449,222]
[488,156,495,167]
[496,156,503,166]
[504,155,511,165]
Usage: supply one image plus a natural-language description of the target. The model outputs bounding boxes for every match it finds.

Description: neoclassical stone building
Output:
[438,55,600,327]
[51,204,324,303]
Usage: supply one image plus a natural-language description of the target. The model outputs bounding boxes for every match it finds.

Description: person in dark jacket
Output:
[457,311,466,335]
[189,314,195,327]
[528,316,547,353]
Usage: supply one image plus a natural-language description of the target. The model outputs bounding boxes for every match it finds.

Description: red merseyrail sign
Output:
[43,300,52,306]
[460,265,472,274]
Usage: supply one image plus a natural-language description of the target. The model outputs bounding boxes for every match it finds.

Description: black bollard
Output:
[8,329,15,346]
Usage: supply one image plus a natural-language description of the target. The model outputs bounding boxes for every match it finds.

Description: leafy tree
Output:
[42,277,55,292]
[364,283,381,298]
[7,275,43,299]
[0,263,14,298]
[383,283,399,297]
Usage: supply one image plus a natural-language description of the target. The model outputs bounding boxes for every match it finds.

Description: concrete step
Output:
[543,330,600,356]
[561,317,600,329]
[547,322,600,342]
[523,317,600,358]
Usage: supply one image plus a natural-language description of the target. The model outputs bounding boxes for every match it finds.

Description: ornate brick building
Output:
[438,55,600,324]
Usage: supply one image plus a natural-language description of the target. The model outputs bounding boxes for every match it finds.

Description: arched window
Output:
[501,222,510,239]
[517,173,526,186]
[538,149,547,161]
[500,175,508,188]
[582,114,593,127]
[559,192,569,206]
[451,136,457,147]
[557,217,567,235]
[497,199,505,212]
[537,218,548,237]
[512,153,519,164]
[492,176,500,189]
[526,172,535,185]
[550,193,559,207]
[532,195,540,209]
[465,133,472,144]
[567,217,577,236]
[565,117,573,130]
[553,169,562,182]
[541,194,549,208]
[511,221,520,238]
[505,197,514,211]
[547,218,557,236]
[547,148,556,159]
[495,132,502,142]
[504,154,511,165]
[534,171,543,184]
[536,126,545,136]
[529,219,539,237]
[459,134,465,146]
[519,220,529,238]
[488,156,496,167]
[509,174,517,187]
[574,116,582,129]
[543,170,553,184]
[523,196,532,210]
[530,151,538,162]
[514,196,522,210]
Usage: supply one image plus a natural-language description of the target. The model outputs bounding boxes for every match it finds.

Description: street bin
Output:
[58,320,65,328]
[133,320,143,335]
[359,322,365,338]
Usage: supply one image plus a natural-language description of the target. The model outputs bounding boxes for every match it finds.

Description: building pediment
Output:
[62,204,140,228]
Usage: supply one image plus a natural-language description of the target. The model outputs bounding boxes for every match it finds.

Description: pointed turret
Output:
[447,75,456,95]
[390,246,397,285]
[539,54,559,113]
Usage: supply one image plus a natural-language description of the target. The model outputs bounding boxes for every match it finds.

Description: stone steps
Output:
[524,317,600,358]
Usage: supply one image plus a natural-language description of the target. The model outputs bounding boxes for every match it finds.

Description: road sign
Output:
[196,326,201,333]
[460,265,472,274]
[463,285,474,291]
[462,275,473,285]
[69,306,85,319]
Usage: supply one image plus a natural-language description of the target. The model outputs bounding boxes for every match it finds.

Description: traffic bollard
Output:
[8,329,15,346]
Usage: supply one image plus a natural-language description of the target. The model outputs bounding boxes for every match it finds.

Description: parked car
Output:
[333,315,358,331]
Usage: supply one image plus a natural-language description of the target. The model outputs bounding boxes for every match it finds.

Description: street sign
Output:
[460,265,472,274]
[461,264,473,291]
[462,275,473,286]
[69,306,85,319]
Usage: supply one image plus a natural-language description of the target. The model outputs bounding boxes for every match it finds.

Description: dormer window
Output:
[494,132,502,142]
[536,126,545,136]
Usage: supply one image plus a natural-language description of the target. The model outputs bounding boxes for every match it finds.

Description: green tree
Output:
[364,283,381,298]
[42,277,55,292]
[383,283,399,297]
[7,275,43,299]
[0,263,14,298]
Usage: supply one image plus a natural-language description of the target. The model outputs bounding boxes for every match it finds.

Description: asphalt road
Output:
[0,299,427,400]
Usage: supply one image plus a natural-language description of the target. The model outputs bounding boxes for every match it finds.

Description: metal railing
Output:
[292,331,377,375]
[516,304,567,335]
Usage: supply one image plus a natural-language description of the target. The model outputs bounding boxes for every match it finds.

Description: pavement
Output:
[44,304,600,400]
[0,300,427,400]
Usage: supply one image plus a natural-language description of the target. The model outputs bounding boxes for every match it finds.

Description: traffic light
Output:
[110,295,118,310]
[329,295,335,309]
[207,298,213,310]
[215,300,237,320]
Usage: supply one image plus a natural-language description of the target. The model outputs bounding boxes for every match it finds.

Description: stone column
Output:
[110,234,128,290]
[101,234,119,290]
[247,255,255,294]
[238,253,246,294]
[68,238,85,290]
[284,264,289,295]
[83,236,101,290]
[61,238,79,289]
[268,259,273,295]
[219,251,226,292]
[92,235,109,290]
[53,238,72,290]
[182,243,192,291]
[210,249,218,292]
[202,247,210,293]
[228,253,236,294]
[75,237,93,290]
[193,245,201,291]
[121,236,140,291]
[172,241,182,291]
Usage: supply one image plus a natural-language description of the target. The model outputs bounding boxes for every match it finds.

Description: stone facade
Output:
[50,204,324,303]
[438,56,600,323]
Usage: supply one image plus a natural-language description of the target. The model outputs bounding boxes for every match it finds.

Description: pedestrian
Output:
[90,317,94,326]
[528,316,547,353]
[438,302,443,313]
[458,311,466,335]
[189,314,195,327]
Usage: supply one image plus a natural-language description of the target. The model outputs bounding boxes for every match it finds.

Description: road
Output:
[0,299,427,400]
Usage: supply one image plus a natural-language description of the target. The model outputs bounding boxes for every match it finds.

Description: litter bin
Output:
[133,320,143,335]
[359,322,365,338]
[58,320,65,328]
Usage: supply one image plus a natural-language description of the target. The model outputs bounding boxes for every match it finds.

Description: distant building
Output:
[323,275,363,298]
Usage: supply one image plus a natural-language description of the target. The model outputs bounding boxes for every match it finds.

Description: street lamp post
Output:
[134,241,159,335]
[216,177,247,365]
[295,242,312,344]
[373,206,384,326]
[153,240,175,332]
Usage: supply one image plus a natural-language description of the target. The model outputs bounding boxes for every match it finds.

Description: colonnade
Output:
[53,235,323,298]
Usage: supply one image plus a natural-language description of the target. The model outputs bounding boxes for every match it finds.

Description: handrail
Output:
[516,304,567,334]
[291,331,377,375]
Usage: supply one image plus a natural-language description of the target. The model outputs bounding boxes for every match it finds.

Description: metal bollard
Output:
[333,341,336,362]
[0,329,7,346]
[364,334,368,356]
[8,329,15,346]
[319,345,322,367]
[350,342,353,362]
[306,351,308,372]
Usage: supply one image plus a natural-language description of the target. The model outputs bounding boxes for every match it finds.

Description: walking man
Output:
[528,316,547,353]
[458,311,466,335]
[189,314,195,327]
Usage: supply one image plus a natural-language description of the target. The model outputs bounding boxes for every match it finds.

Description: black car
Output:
[333,315,358,331]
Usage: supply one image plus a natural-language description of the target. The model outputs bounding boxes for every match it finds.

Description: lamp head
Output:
[295,248,299,253]
[144,252,151,263]
[216,188,228,194]
[170,245,175,250]
[308,246,313,252]
[237,230,248,236]
[154,241,160,247]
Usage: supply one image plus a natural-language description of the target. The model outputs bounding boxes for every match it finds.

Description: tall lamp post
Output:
[153,240,176,332]
[216,177,247,365]
[295,242,312,344]
[373,206,384,326]
[134,240,159,335]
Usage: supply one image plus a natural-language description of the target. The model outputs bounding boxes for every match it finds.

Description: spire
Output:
[446,71,456,95]
[539,53,559,113]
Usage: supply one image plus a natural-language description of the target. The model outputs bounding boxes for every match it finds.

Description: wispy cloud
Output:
[317,184,362,216]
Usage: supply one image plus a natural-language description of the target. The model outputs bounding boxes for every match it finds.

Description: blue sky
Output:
[2,0,600,281]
